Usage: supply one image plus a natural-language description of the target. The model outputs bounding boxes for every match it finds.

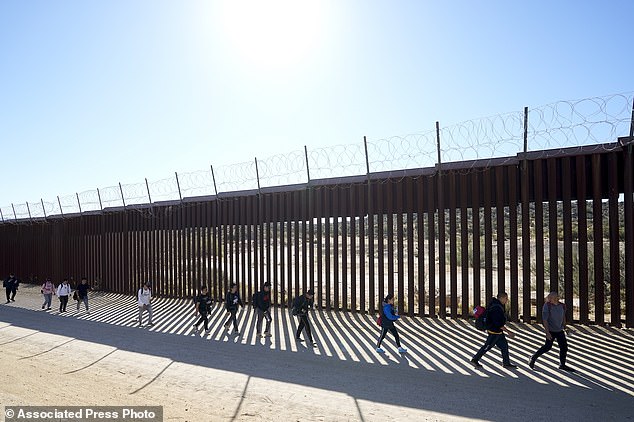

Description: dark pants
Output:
[59,295,69,312]
[296,315,313,342]
[195,312,209,331]
[256,309,271,334]
[473,333,511,365]
[225,309,239,331]
[377,326,401,348]
[10,287,16,300]
[532,331,568,366]
[59,296,68,312]
[5,287,11,302]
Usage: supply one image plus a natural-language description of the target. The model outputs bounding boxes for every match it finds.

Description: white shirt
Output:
[57,283,72,297]
[138,287,152,306]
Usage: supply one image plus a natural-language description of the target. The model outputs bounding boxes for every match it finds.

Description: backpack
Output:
[474,305,488,331]
[291,296,302,316]
[474,303,502,331]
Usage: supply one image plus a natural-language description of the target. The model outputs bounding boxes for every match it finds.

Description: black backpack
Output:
[291,296,302,316]
[474,307,488,331]
[475,303,503,331]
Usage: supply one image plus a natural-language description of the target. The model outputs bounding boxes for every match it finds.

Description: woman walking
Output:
[41,278,55,310]
[56,278,72,312]
[376,293,407,354]
[529,292,575,372]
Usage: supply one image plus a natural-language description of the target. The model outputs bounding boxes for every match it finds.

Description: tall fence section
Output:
[1,93,633,327]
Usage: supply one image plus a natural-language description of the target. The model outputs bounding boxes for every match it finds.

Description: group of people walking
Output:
[39,277,92,313]
[7,271,574,371]
[470,291,574,372]
[3,273,92,314]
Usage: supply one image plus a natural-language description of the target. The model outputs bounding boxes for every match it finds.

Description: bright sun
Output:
[219,0,324,70]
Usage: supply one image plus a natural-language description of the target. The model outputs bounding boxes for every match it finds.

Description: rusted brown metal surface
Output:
[1,148,632,327]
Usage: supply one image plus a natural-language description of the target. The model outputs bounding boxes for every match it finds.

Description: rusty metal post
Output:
[210,165,218,196]
[76,193,82,215]
[11,203,17,220]
[175,172,183,203]
[41,199,47,218]
[119,182,126,208]
[304,146,311,182]
[523,106,529,154]
[254,157,261,193]
[57,196,64,217]
[97,188,103,211]
[145,178,152,204]
[26,202,32,222]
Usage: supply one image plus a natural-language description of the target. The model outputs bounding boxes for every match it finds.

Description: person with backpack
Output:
[41,277,56,310]
[138,281,154,327]
[56,278,72,313]
[470,292,517,369]
[76,277,91,314]
[193,285,212,334]
[293,289,316,347]
[529,291,575,372]
[4,273,17,303]
[224,283,243,334]
[254,282,272,338]
[376,293,407,354]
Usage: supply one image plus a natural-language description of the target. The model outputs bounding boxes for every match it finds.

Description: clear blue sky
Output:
[1,0,632,208]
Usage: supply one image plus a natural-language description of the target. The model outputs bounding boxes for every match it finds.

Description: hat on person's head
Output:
[263,282,271,287]
[306,289,314,296]
[144,281,151,287]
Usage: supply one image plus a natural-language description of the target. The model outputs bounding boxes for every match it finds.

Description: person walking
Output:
[293,289,316,347]
[529,292,575,372]
[376,293,407,354]
[56,278,72,313]
[254,282,272,338]
[471,292,517,369]
[4,273,17,303]
[137,281,154,327]
[224,283,243,334]
[193,285,212,334]
[41,278,55,310]
[76,278,91,314]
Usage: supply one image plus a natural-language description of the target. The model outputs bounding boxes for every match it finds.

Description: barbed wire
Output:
[1,92,632,223]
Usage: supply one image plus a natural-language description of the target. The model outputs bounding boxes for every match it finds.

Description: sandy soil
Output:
[0,285,632,422]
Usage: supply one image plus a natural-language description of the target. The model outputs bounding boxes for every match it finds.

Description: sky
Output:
[1,0,633,212]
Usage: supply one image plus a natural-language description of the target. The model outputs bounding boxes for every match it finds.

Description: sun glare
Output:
[219,0,324,70]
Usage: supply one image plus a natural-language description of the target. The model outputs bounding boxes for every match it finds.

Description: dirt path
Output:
[0,286,632,421]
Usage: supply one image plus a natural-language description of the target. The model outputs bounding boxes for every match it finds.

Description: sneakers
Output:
[559,365,576,372]
[224,322,230,329]
[264,332,272,337]
[529,358,536,370]
[470,359,483,369]
[312,342,318,348]
[42,304,45,309]
[147,323,154,327]
[503,364,518,369]
[398,347,408,353]
[10,299,15,302]
[296,338,304,343]
[376,347,386,354]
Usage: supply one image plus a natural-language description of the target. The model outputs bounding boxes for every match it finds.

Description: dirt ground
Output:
[0,285,632,421]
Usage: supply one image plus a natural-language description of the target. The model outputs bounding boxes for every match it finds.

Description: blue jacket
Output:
[381,303,400,328]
